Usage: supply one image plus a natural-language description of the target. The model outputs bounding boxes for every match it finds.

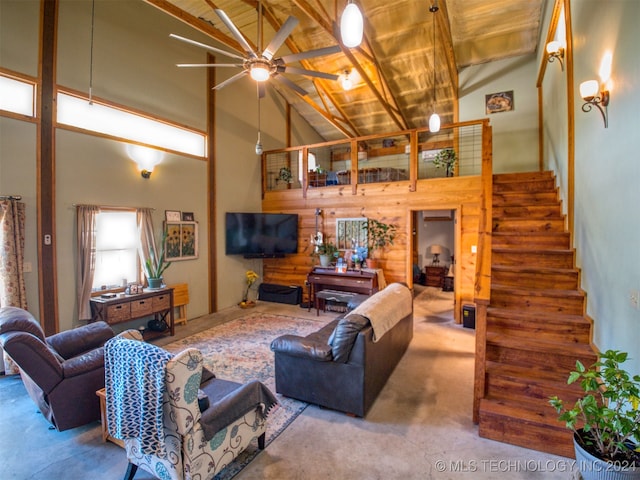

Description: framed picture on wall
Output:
[164,221,198,261]
[485,90,514,114]
[182,211,194,221]
[165,210,181,222]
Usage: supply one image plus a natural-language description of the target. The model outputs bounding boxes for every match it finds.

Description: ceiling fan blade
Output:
[283,66,339,81]
[272,74,308,96]
[279,45,341,64]
[214,9,258,59]
[262,16,299,61]
[177,63,243,68]
[212,70,248,90]
[169,34,245,61]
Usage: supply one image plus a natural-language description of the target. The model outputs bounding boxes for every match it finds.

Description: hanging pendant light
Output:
[429,2,440,133]
[255,84,263,155]
[340,1,363,48]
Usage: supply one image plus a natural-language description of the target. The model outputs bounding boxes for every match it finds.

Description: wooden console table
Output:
[307,267,380,315]
[90,287,174,340]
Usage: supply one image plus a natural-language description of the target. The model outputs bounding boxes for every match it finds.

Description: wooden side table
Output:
[96,388,124,448]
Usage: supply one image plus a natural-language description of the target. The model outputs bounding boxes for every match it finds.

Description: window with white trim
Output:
[92,210,138,290]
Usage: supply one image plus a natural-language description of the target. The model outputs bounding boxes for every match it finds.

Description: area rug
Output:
[163,312,334,479]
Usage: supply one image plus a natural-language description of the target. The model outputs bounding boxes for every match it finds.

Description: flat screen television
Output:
[225,212,298,258]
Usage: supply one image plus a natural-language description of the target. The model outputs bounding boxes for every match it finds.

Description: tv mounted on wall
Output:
[225,212,298,258]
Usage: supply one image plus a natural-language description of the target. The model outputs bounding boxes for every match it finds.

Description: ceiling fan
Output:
[170,3,341,97]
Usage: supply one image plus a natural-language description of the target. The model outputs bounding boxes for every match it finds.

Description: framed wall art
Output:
[164,221,198,261]
[165,210,181,222]
[485,90,514,114]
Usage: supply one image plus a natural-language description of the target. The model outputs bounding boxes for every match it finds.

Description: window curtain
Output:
[0,199,27,374]
[137,208,157,286]
[76,205,99,321]
[0,199,27,309]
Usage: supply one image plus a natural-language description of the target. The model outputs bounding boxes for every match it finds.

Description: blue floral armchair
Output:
[105,331,274,480]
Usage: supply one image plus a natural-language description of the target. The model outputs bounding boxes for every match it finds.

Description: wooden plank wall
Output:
[262,175,482,323]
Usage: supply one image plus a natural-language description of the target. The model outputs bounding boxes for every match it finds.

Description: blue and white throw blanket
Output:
[104,337,172,456]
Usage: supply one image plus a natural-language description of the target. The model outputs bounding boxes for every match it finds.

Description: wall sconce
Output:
[127,144,163,179]
[579,80,610,128]
[546,41,564,71]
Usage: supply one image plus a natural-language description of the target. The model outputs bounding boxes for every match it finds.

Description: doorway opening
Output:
[409,207,460,323]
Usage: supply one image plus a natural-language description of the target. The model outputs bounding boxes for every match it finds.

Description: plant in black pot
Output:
[549,350,640,480]
[143,229,171,289]
[432,147,457,177]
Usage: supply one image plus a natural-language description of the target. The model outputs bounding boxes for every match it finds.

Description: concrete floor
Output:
[0,287,579,479]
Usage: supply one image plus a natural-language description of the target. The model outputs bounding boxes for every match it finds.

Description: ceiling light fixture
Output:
[579,80,609,128]
[340,1,363,48]
[428,2,441,133]
[249,62,271,82]
[546,41,565,71]
[341,70,353,91]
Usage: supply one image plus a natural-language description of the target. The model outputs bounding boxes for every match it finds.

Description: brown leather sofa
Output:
[0,306,115,431]
[270,283,413,417]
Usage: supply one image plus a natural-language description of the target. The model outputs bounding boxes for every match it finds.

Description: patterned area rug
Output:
[163,312,333,479]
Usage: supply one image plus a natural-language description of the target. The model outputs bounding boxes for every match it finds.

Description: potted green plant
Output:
[364,218,397,268]
[312,237,339,267]
[433,148,457,177]
[549,350,640,479]
[277,166,293,184]
[143,229,171,288]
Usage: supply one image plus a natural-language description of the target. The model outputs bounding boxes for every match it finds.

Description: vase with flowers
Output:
[240,270,259,308]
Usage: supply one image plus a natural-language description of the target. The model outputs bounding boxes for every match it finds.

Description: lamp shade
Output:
[341,2,363,48]
[546,41,562,55]
[429,245,444,255]
[579,80,599,100]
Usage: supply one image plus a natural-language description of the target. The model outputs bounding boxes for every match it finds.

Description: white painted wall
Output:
[459,55,540,173]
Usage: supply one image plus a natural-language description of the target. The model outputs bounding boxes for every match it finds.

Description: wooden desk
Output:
[90,287,174,340]
[307,267,380,315]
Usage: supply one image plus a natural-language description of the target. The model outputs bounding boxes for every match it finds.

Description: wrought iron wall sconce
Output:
[546,41,564,71]
[579,80,610,128]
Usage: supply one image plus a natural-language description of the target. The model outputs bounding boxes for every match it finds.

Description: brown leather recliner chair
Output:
[0,306,115,431]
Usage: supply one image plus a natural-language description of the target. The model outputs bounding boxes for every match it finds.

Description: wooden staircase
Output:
[477,171,597,458]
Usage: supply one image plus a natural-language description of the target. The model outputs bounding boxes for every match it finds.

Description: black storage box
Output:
[258,283,302,305]
[462,304,476,329]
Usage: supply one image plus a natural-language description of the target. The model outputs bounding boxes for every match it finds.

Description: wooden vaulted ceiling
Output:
[145,0,545,141]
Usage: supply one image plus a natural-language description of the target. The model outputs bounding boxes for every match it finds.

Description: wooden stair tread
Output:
[486,332,595,357]
[491,284,584,298]
[485,361,575,385]
[486,307,587,324]
[479,397,564,429]
[492,247,573,254]
[491,264,578,274]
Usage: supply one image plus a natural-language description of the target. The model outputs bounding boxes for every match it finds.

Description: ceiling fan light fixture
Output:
[341,2,363,48]
[429,112,441,133]
[250,63,270,82]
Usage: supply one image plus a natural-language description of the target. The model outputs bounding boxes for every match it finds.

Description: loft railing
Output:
[262,120,488,196]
